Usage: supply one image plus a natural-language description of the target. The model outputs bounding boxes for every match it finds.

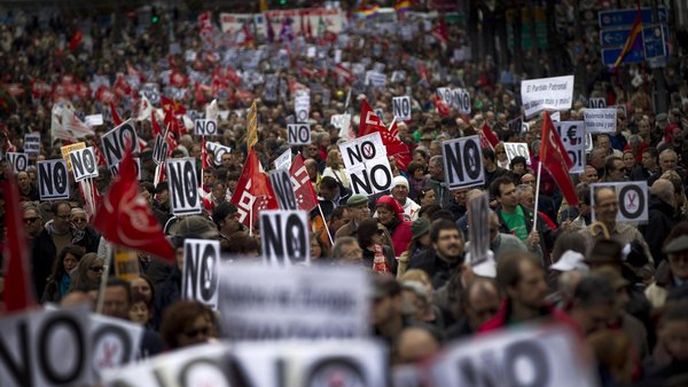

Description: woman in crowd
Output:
[41,245,84,303]
[160,300,218,350]
[357,218,397,275]
[69,253,105,292]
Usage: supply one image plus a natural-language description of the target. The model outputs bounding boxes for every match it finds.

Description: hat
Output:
[391,175,409,190]
[411,218,430,240]
[593,266,630,290]
[551,250,589,272]
[211,202,238,226]
[346,194,369,208]
[376,195,404,221]
[664,235,688,255]
[585,239,623,265]
[168,215,220,239]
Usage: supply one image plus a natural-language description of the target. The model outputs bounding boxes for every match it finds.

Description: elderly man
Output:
[334,194,371,239]
[649,148,685,186]
[390,176,421,221]
[641,180,676,265]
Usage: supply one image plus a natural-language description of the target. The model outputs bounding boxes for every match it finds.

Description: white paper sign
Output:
[89,314,143,377]
[84,114,104,127]
[166,158,202,216]
[339,132,393,195]
[287,123,311,145]
[274,148,292,171]
[260,210,310,265]
[392,96,412,121]
[193,118,218,136]
[205,141,231,167]
[503,142,531,166]
[101,119,140,169]
[69,147,99,182]
[365,71,387,88]
[269,169,297,211]
[453,88,471,115]
[555,121,586,174]
[591,181,649,223]
[584,108,617,133]
[24,133,40,155]
[183,239,221,309]
[294,90,310,123]
[218,263,369,340]
[589,97,607,108]
[38,159,70,200]
[442,136,485,190]
[6,152,28,173]
[521,75,575,118]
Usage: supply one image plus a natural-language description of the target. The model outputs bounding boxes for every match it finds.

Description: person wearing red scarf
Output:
[376,195,413,257]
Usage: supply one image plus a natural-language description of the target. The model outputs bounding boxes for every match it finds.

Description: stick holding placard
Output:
[532,162,543,232]
[318,204,334,246]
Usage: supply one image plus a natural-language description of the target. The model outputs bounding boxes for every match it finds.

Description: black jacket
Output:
[407,249,462,289]
[640,196,675,266]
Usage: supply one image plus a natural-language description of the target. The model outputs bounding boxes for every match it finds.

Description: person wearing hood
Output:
[389,175,421,221]
[376,195,414,257]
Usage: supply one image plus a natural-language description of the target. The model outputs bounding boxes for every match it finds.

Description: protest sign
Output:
[442,136,485,190]
[591,181,649,223]
[0,307,92,387]
[101,119,140,169]
[6,152,28,173]
[365,71,387,88]
[392,96,412,121]
[588,97,607,108]
[520,75,575,118]
[339,133,393,195]
[467,193,490,265]
[584,108,617,133]
[503,142,531,166]
[193,119,217,136]
[274,148,292,171]
[269,169,297,210]
[437,87,453,105]
[183,239,221,309]
[38,159,70,200]
[330,114,352,139]
[84,114,104,127]
[205,141,231,167]
[555,121,586,174]
[24,133,40,155]
[218,263,369,340]
[294,90,310,123]
[166,158,201,216]
[60,142,86,172]
[430,324,597,387]
[453,88,471,115]
[260,210,309,265]
[90,314,143,377]
[287,123,311,145]
[114,248,140,281]
[69,147,99,182]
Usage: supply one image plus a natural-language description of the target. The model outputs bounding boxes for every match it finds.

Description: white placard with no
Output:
[182,239,221,309]
[442,135,485,190]
[503,142,531,166]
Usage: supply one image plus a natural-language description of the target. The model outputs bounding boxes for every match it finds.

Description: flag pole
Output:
[532,161,543,232]
[95,243,112,314]
[317,203,334,246]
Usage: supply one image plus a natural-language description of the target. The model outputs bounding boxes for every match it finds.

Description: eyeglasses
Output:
[183,326,211,338]
[24,217,39,224]
[89,266,105,273]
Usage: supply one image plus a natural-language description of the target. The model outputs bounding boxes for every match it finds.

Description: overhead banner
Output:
[430,324,597,387]
[183,239,221,309]
[442,135,485,190]
[217,263,369,340]
[166,158,202,216]
[220,7,345,37]
[38,159,70,201]
[555,121,586,174]
[503,142,531,166]
[101,119,140,169]
[520,75,575,118]
[591,181,649,223]
[69,147,99,182]
[583,108,616,133]
[260,210,310,265]
[339,132,393,195]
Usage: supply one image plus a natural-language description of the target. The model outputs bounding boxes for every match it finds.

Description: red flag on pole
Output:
[480,123,500,149]
[539,112,578,206]
[290,154,319,211]
[358,100,412,170]
[92,148,176,262]
[110,102,123,126]
[1,178,37,312]
[612,7,643,70]
[230,149,279,228]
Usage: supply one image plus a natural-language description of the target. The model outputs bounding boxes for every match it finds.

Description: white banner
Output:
[583,108,617,133]
[555,121,586,174]
[220,7,345,37]
[521,75,575,118]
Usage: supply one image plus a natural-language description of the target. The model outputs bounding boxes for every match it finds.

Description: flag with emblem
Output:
[246,100,258,150]
[540,112,578,206]
[358,100,412,169]
[290,154,319,211]
[230,149,278,228]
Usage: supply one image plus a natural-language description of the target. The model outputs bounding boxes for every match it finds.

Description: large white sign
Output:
[555,121,586,174]
[520,75,575,118]
[591,181,649,223]
[166,158,201,216]
[6,152,28,173]
[442,136,485,190]
[89,314,143,377]
[38,159,70,201]
[503,142,531,166]
[69,147,99,182]
[101,119,140,169]
[183,239,221,309]
[430,324,597,387]
[260,210,310,265]
[584,108,617,133]
[217,263,369,340]
[287,123,311,145]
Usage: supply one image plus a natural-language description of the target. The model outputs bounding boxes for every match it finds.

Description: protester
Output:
[41,245,84,303]
[407,219,465,289]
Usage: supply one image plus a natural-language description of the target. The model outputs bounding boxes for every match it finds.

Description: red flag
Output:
[68,30,83,52]
[480,123,500,148]
[539,112,578,206]
[230,150,279,228]
[613,7,643,69]
[110,102,123,126]
[358,99,386,136]
[431,17,449,44]
[358,100,412,170]
[290,154,319,211]
[92,148,175,262]
[1,177,37,312]
[433,94,450,117]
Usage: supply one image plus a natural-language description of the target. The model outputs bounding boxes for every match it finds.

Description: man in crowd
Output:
[334,194,371,238]
[408,219,465,288]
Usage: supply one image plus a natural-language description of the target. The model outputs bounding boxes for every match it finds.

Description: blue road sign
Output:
[600,24,668,48]
[643,25,667,59]
[601,47,645,66]
[598,7,667,28]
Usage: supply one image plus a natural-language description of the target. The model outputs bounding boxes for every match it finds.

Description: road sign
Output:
[601,46,645,66]
[643,24,667,59]
[598,7,667,29]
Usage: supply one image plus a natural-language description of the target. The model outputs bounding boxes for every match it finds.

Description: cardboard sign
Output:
[591,181,649,223]
[60,142,86,172]
[584,108,617,133]
[294,90,310,123]
[588,97,607,108]
[69,147,99,182]
[339,133,393,195]
[205,141,231,167]
[101,119,140,169]
[392,96,412,121]
[260,210,310,265]
[166,158,201,216]
[6,152,28,173]
[193,119,218,136]
[0,307,92,387]
[503,143,531,166]
[114,248,140,281]
[520,75,575,118]
[183,239,221,309]
[90,314,143,377]
[453,88,471,115]
[555,121,586,174]
[467,193,490,265]
[287,123,311,145]
[442,136,485,190]
[430,324,597,387]
[38,159,70,201]
[269,169,297,210]
[218,263,369,340]
[24,133,41,155]
[274,148,292,171]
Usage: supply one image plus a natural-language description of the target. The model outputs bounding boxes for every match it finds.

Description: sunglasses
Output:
[24,217,39,224]
[183,326,211,338]
[89,266,105,273]
[72,218,87,223]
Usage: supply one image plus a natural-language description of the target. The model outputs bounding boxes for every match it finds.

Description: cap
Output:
[411,218,430,240]
[391,175,409,190]
[347,194,369,208]
[663,235,688,255]
[585,239,623,265]
[168,215,220,239]
[212,202,238,226]
[551,250,589,272]
[593,266,630,290]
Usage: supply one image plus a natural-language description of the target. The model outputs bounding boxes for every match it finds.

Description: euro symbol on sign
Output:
[567,126,579,145]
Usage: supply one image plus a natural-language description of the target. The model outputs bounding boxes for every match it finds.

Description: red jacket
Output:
[389,220,413,257]
[478,299,581,335]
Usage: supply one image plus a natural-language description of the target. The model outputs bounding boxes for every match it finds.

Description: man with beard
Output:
[407,219,465,289]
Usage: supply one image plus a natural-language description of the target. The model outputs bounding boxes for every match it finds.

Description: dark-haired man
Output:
[407,219,465,288]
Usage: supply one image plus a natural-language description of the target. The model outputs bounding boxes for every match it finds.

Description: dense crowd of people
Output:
[1,1,688,386]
